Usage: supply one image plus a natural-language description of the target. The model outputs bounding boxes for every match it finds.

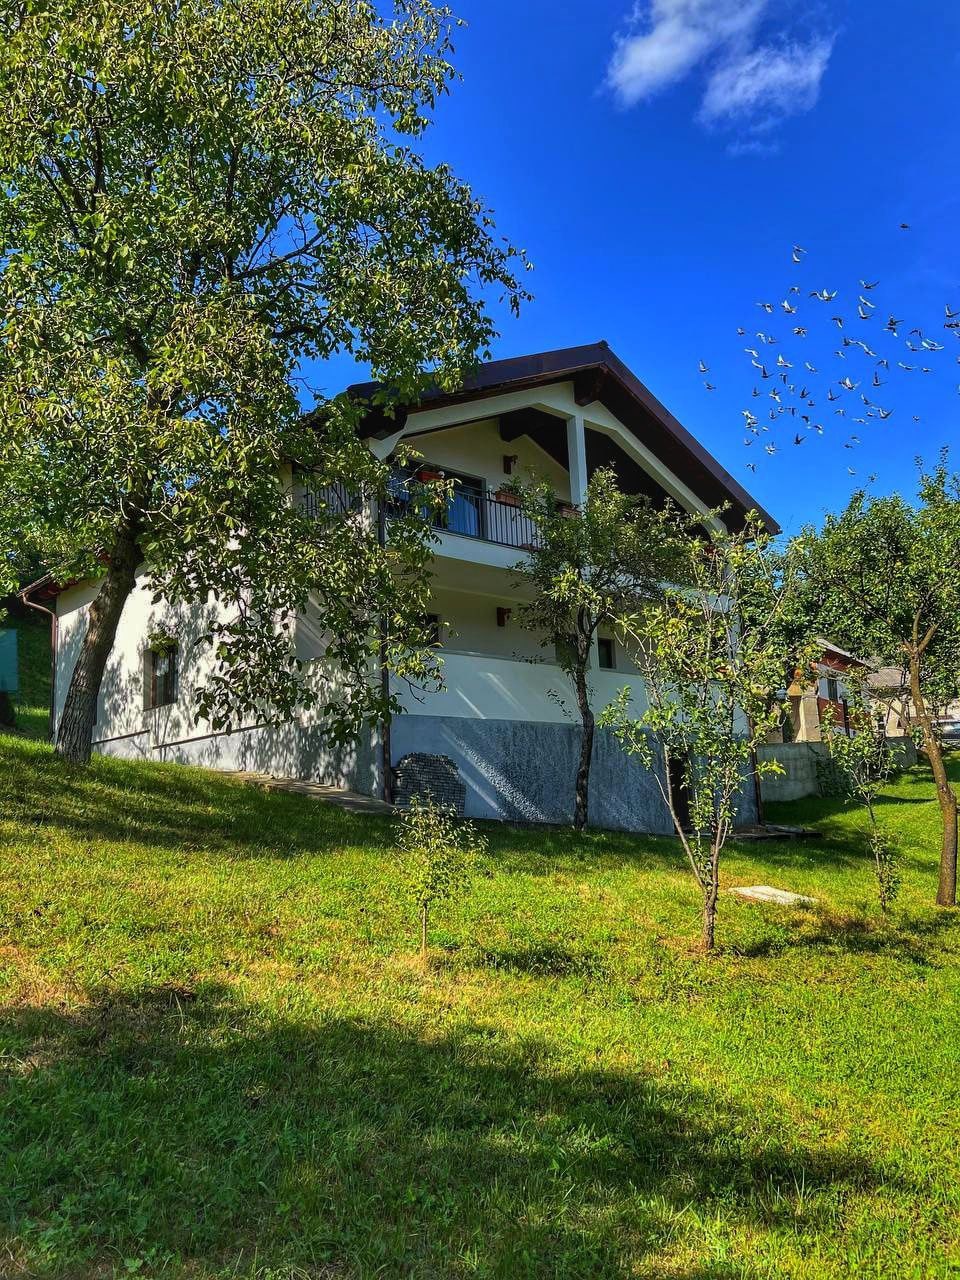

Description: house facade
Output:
[27,343,778,833]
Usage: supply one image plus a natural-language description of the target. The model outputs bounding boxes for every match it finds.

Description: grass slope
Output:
[1,735,959,1278]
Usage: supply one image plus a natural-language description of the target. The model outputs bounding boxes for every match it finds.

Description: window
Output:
[146,643,178,709]
[442,469,484,538]
[824,676,839,702]
[597,637,616,670]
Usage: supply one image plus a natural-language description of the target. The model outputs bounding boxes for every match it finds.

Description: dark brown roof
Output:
[17,573,64,605]
[350,342,779,534]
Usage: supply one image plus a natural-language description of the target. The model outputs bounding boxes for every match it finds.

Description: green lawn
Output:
[1,734,959,1279]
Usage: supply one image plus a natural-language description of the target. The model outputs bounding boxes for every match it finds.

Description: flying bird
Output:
[792,245,807,263]
[860,280,879,290]
[810,289,838,302]
[698,360,709,373]
[757,302,775,313]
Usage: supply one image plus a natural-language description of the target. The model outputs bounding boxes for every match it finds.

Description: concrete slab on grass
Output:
[729,884,817,907]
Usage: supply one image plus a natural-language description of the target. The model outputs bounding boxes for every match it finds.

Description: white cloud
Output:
[607,0,765,105]
[700,37,835,123]
[605,1,835,145]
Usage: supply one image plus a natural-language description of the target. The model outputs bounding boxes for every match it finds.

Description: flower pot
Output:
[495,489,520,506]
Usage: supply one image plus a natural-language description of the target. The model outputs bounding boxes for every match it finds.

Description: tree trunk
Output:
[909,648,957,907]
[420,905,429,969]
[702,879,718,953]
[55,518,142,765]
[572,662,595,832]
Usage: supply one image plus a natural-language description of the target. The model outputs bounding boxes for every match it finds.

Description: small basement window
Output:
[597,637,616,670]
[146,642,178,709]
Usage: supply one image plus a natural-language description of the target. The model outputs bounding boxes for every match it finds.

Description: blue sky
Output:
[319,0,960,536]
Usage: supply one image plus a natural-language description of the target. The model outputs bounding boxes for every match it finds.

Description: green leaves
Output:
[601,518,791,933]
[0,0,530,746]
[509,468,690,676]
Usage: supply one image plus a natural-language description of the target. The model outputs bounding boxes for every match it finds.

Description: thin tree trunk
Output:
[55,517,142,765]
[702,879,718,953]
[420,905,429,969]
[573,662,595,832]
[909,648,957,906]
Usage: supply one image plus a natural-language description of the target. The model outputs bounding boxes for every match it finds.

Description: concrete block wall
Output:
[758,736,917,804]
[757,743,825,803]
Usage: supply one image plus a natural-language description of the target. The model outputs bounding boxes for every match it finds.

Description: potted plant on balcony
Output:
[494,486,521,507]
[416,466,445,483]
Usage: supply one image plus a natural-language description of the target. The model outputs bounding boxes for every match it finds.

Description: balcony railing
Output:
[301,474,546,551]
[387,473,543,551]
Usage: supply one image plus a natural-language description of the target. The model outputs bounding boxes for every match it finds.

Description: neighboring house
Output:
[782,640,871,742]
[21,342,778,832]
[868,666,913,737]
[867,666,960,736]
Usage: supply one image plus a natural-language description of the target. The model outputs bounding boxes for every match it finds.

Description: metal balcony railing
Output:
[301,473,546,551]
[387,475,542,550]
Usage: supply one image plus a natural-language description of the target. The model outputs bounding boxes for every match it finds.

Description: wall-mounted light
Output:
[503,454,519,475]
[496,607,512,628]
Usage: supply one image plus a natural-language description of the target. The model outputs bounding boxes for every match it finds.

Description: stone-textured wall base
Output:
[391,715,759,834]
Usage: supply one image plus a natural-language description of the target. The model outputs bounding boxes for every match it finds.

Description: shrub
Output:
[396,795,486,968]
[870,829,902,913]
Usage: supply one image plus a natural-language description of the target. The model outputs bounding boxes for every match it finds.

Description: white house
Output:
[23,342,778,832]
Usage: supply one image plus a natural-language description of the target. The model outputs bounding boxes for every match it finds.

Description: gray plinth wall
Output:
[391,714,759,834]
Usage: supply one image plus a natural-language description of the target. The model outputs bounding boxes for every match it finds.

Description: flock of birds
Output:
[697,229,960,476]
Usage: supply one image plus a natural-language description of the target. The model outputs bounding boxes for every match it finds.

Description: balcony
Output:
[387,471,543,551]
[301,473,551,556]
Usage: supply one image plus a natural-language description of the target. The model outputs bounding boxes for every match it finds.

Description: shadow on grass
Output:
[735,908,960,966]
[2,733,692,875]
[0,984,917,1279]
[469,942,612,980]
[0,733,392,861]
